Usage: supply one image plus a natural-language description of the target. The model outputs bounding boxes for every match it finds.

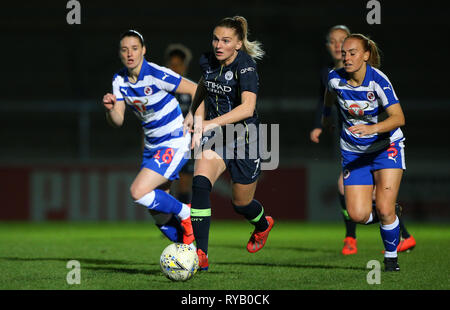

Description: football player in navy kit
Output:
[183,16,274,270]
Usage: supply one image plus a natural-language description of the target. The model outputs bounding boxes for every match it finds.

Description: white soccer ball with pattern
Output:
[160,243,199,281]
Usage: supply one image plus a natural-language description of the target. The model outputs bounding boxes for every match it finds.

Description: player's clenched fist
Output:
[102,93,117,110]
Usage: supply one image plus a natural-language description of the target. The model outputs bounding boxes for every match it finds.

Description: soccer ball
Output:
[160,243,199,281]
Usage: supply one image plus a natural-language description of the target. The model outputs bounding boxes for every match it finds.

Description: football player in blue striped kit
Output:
[312,25,415,255]
[322,33,406,271]
[102,30,198,245]
[183,16,274,270]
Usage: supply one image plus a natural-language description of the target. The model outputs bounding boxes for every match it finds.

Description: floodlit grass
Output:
[0,221,449,290]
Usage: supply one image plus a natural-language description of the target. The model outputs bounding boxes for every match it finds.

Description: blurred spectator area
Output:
[0,98,448,163]
[1,1,448,221]
[1,98,449,222]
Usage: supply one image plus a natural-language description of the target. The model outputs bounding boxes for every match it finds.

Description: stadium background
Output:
[0,1,448,223]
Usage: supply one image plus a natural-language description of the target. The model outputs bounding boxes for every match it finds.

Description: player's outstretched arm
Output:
[189,101,206,149]
[176,77,198,100]
[184,76,206,132]
[348,103,405,137]
[201,91,256,132]
[102,93,126,128]
[188,76,207,116]
[321,88,336,132]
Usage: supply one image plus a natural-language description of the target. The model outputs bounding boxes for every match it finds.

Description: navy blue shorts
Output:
[200,124,261,185]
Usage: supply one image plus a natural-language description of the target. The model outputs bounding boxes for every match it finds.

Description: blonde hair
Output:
[216,16,265,61]
[326,25,351,43]
[345,33,381,68]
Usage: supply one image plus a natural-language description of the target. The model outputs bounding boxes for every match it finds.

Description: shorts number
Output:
[154,148,175,164]
[387,143,398,158]
[252,158,261,177]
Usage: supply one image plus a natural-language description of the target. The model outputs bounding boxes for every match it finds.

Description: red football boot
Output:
[197,249,209,271]
[342,237,357,255]
[397,235,416,252]
[180,204,194,245]
[247,216,274,253]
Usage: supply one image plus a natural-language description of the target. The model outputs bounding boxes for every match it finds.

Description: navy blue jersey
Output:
[199,50,260,126]
[312,64,334,129]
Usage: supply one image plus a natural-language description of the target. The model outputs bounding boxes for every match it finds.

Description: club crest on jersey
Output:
[144,86,153,96]
[347,102,369,117]
[225,70,234,81]
[367,91,376,102]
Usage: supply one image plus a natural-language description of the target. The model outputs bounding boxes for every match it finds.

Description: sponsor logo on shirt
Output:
[345,102,369,117]
[240,67,255,74]
[129,98,154,116]
[204,81,232,95]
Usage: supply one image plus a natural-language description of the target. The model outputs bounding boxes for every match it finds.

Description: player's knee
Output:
[231,197,252,207]
[130,183,146,201]
[348,209,370,224]
[337,176,344,195]
[376,204,395,223]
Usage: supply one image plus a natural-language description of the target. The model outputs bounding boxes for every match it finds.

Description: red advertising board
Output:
[0,165,307,221]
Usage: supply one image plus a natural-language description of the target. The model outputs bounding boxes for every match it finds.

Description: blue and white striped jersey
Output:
[327,64,404,153]
[112,60,187,151]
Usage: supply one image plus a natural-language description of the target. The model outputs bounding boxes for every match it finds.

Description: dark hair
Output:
[164,43,192,66]
[169,49,186,60]
[345,33,381,68]
[119,29,145,47]
[216,16,264,60]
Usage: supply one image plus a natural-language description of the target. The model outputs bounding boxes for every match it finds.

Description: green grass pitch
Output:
[0,221,449,290]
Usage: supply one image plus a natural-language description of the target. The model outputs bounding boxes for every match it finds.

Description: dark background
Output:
[1,0,448,160]
[0,1,449,221]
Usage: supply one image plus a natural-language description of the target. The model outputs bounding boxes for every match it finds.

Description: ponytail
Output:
[367,39,381,68]
[346,33,381,68]
[216,16,265,61]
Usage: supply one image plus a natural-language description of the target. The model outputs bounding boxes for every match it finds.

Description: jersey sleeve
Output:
[149,63,182,93]
[199,52,214,77]
[327,69,338,93]
[112,74,124,101]
[313,67,330,129]
[237,57,259,94]
[374,74,400,109]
